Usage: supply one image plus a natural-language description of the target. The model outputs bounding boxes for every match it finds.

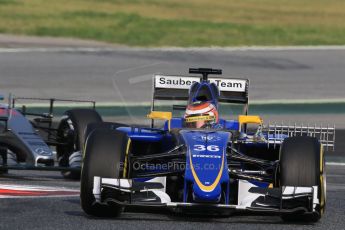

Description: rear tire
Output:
[57,109,102,180]
[80,128,130,217]
[279,136,325,222]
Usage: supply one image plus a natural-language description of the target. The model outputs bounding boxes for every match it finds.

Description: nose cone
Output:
[192,183,221,203]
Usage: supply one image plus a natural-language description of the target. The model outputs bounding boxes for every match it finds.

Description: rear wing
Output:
[152,75,249,115]
[12,97,96,117]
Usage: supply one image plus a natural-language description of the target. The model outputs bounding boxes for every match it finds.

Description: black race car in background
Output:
[0,95,101,179]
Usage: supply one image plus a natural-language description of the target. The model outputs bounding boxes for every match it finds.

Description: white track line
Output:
[1,46,345,53]
[326,162,345,166]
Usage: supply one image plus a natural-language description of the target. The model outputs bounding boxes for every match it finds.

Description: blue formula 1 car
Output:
[80,68,335,222]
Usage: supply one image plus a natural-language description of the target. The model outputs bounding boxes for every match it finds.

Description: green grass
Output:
[0,0,345,46]
[0,0,18,5]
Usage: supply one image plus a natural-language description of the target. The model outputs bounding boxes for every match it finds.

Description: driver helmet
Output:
[184,101,219,128]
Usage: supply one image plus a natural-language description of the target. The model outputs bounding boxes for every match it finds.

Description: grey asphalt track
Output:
[0,164,344,230]
[0,48,345,102]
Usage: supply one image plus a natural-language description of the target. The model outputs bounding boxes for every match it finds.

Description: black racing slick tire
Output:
[84,122,128,145]
[279,136,326,222]
[80,128,130,217]
[166,129,184,201]
[57,109,102,180]
[0,147,8,174]
[0,147,17,175]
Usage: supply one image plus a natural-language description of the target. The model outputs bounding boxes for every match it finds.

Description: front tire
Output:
[80,128,130,217]
[279,136,325,222]
[84,122,128,144]
[57,109,102,180]
[0,148,17,175]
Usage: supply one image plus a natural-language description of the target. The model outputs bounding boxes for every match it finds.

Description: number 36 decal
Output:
[193,144,220,152]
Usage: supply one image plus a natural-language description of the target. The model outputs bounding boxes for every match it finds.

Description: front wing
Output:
[92,176,319,215]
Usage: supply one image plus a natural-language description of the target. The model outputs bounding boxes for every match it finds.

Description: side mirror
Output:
[147,111,172,130]
[238,115,263,132]
[147,111,172,120]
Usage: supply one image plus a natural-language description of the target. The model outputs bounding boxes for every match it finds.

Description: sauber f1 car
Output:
[80,68,335,222]
[0,96,102,179]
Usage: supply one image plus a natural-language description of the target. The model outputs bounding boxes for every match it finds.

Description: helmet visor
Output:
[185,115,216,128]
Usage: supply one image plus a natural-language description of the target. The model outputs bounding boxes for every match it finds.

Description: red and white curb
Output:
[0,184,79,198]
